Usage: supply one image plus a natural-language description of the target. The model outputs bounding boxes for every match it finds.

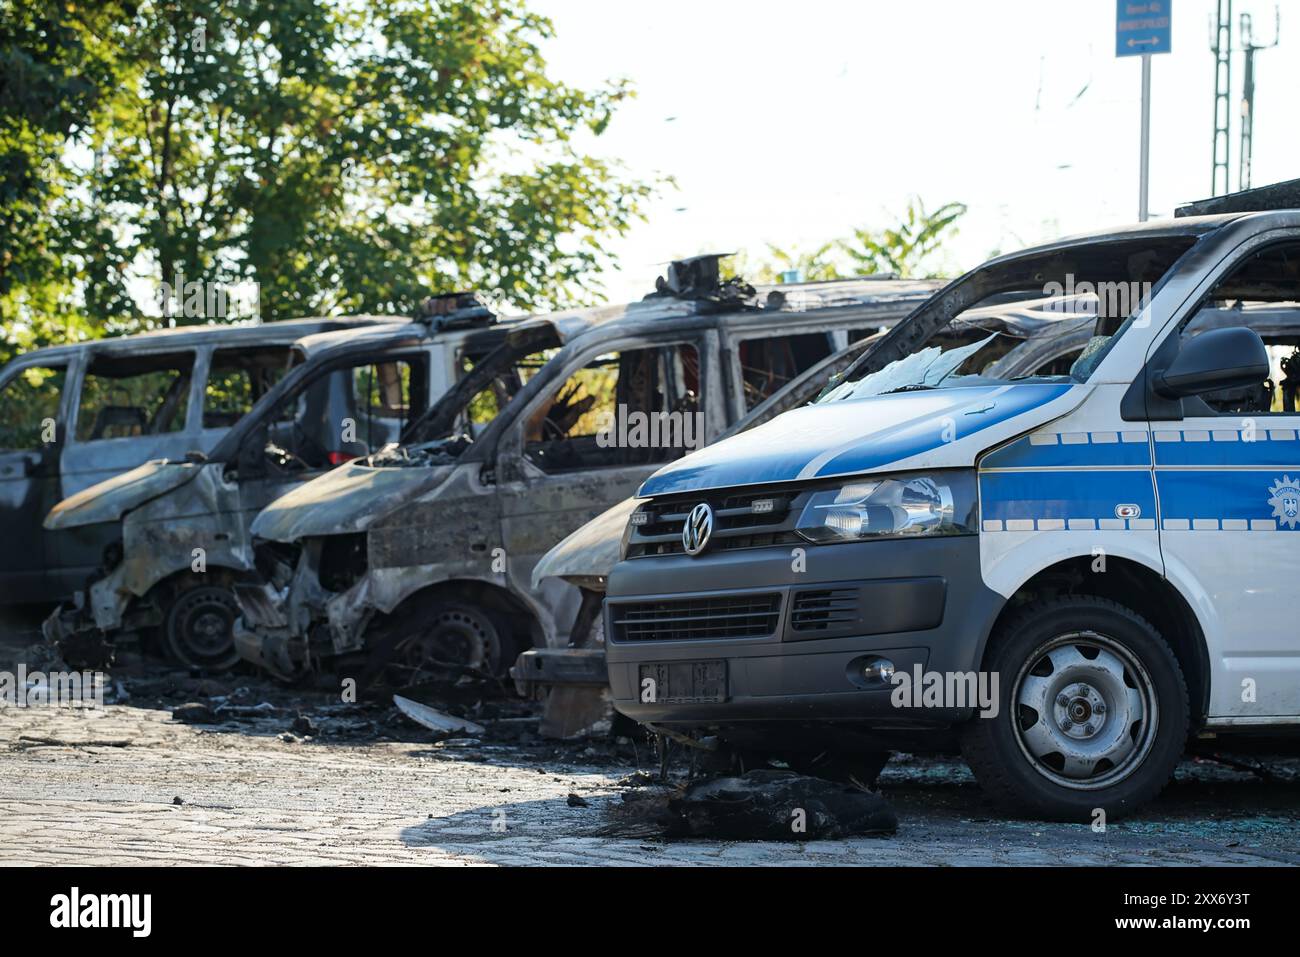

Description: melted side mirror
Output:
[1152,326,1270,399]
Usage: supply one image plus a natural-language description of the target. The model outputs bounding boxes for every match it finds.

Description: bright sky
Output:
[535,0,1296,303]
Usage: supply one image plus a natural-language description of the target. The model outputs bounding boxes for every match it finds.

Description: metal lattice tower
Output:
[1239,8,1280,191]
[1210,0,1234,196]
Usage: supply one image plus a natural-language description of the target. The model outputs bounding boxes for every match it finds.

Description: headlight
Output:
[795,471,976,544]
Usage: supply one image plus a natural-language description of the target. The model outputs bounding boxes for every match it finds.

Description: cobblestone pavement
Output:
[2,700,1299,866]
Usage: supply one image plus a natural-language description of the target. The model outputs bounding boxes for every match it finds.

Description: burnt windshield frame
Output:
[826,231,1206,396]
[400,325,562,447]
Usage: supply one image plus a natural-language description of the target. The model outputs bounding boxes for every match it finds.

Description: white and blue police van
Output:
[605,187,1300,819]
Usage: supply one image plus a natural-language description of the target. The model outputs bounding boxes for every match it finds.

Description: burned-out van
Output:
[0,316,399,607]
[42,295,509,669]
[604,182,1300,820]
[233,258,941,682]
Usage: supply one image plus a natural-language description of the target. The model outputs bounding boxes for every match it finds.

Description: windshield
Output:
[817,295,1100,403]
[817,233,1200,404]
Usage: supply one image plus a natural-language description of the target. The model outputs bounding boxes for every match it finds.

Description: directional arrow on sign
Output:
[1127,36,1160,48]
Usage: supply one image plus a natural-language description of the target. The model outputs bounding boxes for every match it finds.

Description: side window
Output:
[75,352,194,442]
[352,359,424,450]
[0,365,66,451]
[204,347,292,429]
[257,356,427,474]
[736,332,834,411]
[1176,242,1300,415]
[523,344,700,473]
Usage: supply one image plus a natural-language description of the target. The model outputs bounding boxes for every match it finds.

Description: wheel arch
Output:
[982,555,1211,730]
[143,563,251,604]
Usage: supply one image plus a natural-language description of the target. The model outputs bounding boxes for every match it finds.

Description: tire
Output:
[161,584,241,672]
[366,602,511,688]
[959,595,1188,821]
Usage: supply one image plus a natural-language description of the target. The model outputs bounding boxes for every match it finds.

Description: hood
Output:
[639,382,1083,497]
[531,497,637,590]
[45,459,203,531]
[251,459,455,543]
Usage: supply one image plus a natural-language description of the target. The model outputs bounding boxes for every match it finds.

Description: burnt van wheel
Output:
[162,586,241,672]
[959,595,1188,821]
[368,603,507,688]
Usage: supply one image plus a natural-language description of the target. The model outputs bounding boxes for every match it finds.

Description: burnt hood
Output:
[250,458,455,543]
[45,459,203,531]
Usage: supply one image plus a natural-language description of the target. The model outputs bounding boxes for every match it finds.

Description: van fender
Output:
[114,464,255,602]
[979,529,1166,600]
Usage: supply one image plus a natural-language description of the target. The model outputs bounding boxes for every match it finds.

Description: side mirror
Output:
[1152,326,1270,399]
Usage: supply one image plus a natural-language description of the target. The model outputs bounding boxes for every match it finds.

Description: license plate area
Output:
[638,660,727,704]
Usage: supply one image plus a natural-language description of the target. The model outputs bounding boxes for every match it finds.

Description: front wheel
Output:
[364,602,512,689]
[960,596,1188,821]
[161,584,241,672]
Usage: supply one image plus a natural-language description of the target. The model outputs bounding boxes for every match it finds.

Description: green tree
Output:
[2,0,656,348]
[0,0,123,361]
[734,198,966,285]
[738,241,844,284]
[841,197,967,278]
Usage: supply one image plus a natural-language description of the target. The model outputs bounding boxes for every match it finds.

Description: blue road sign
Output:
[1116,1,1172,57]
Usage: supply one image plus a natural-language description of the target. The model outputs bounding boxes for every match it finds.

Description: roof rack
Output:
[416,291,496,329]
[1175,177,1300,217]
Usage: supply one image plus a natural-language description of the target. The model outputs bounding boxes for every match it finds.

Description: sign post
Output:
[1116,2,1173,222]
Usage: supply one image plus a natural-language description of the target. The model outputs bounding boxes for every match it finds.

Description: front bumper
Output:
[604,535,1003,731]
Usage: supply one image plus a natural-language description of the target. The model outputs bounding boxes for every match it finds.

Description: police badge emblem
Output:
[1268,475,1300,529]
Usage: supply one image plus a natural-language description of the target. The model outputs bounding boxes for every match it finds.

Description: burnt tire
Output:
[366,602,510,688]
[959,595,1188,822]
[161,585,241,672]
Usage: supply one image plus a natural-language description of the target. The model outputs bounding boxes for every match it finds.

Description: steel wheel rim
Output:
[395,609,495,679]
[172,589,237,661]
[1010,630,1159,791]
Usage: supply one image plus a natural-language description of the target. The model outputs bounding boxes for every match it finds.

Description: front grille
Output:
[790,587,860,632]
[627,487,805,558]
[611,593,781,642]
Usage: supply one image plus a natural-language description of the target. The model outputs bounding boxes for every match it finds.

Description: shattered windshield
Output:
[817,233,1199,404]
[817,297,1098,404]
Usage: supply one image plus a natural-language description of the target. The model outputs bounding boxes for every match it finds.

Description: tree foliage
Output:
[740,197,967,284]
[0,0,656,362]
[841,199,967,278]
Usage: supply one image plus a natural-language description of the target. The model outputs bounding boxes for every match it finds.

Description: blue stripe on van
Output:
[1151,428,1300,467]
[980,469,1157,524]
[809,383,1074,478]
[1155,468,1300,526]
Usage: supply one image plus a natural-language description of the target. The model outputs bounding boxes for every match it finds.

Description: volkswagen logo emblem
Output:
[682,502,714,556]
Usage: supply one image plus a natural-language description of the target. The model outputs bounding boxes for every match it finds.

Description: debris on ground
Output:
[393,695,486,736]
[15,736,131,750]
[290,714,318,737]
[617,769,658,789]
[603,769,897,841]
[1191,750,1299,783]
[172,702,218,724]
[567,792,590,808]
